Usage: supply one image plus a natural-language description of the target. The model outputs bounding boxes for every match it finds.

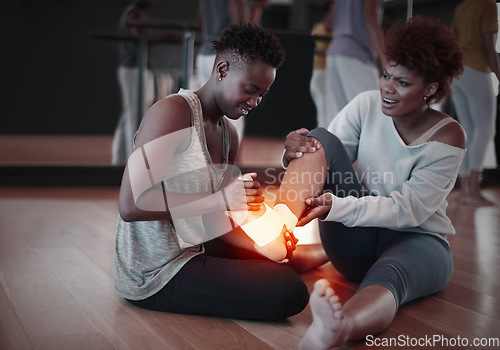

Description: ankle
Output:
[331,314,352,347]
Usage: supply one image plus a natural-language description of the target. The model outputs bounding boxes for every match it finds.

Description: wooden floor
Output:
[1,137,500,349]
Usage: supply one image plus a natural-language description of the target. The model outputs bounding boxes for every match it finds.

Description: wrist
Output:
[321,192,336,221]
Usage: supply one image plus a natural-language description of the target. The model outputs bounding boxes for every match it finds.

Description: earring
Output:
[424,96,428,101]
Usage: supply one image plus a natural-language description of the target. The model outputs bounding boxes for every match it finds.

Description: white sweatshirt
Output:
[324,90,466,240]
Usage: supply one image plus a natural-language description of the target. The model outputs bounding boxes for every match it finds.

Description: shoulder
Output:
[133,95,192,148]
[348,90,381,115]
[331,91,380,126]
[429,116,467,150]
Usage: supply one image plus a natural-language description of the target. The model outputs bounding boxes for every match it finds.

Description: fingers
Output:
[287,138,321,152]
[237,173,265,209]
[305,197,320,207]
[244,183,264,209]
[247,202,264,211]
[243,179,261,190]
[287,151,304,159]
[284,229,298,259]
[242,173,262,194]
[298,195,332,225]
[284,128,322,161]
[285,229,298,246]
[239,172,257,181]
[245,194,265,204]
[295,127,310,135]
[305,194,332,207]
[297,210,317,226]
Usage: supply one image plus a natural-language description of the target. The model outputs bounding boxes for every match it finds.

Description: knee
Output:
[361,261,405,307]
[282,267,310,306]
[307,128,348,167]
[361,255,452,308]
[268,267,310,318]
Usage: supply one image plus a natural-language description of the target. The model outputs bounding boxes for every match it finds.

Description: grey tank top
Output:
[113,89,231,300]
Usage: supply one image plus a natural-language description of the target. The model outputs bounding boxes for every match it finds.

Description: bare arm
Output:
[483,31,500,81]
[118,97,202,222]
[118,97,245,222]
[364,0,387,68]
[323,0,336,33]
[228,0,248,24]
[249,0,271,25]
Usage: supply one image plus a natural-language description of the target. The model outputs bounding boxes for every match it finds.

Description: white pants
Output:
[310,69,329,128]
[112,66,155,165]
[325,55,379,127]
[112,66,174,165]
[451,67,497,176]
[196,53,245,144]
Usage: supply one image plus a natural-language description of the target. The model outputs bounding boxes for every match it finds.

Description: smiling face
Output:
[379,61,437,119]
[217,59,276,120]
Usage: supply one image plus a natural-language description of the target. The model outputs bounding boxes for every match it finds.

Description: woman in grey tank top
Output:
[113,24,310,321]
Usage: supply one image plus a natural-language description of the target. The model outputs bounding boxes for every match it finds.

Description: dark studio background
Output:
[2,0,462,139]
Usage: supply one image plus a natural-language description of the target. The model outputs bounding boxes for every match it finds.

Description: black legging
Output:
[309,128,453,307]
[127,238,309,320]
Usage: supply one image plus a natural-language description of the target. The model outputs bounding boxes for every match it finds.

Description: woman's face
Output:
[379,61,431,119]
[218,60,276,120]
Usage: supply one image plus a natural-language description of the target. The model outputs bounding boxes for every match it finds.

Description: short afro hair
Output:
[212,23,285,69]
[384,16,464,103]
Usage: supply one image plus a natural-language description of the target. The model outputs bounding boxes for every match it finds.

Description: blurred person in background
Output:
[113,0,175,165]
[324,0,387,126]
[450,0,500,206]
[196,0,271,144]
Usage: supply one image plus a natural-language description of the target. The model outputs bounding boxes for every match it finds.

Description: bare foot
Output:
[254,225,288,261]
[299,279,347,350]
[235,204,289,261]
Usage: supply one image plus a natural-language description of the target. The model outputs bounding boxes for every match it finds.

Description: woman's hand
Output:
[284,128,321,163]
[298,193,333,226]
[254,227,298,262]
[240,172,265,211]
[223,172,264,212]
[282,229,299,262]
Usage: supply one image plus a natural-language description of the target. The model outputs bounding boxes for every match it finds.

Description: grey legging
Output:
[309,127,453,307]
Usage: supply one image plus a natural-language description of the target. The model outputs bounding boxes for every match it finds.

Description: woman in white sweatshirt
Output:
[282,16,466,348]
